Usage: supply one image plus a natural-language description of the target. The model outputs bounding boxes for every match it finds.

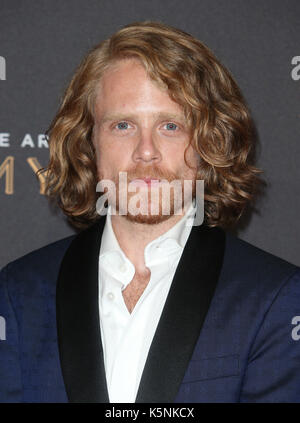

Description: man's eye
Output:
[164,122,178,131]
[116,121,130,130]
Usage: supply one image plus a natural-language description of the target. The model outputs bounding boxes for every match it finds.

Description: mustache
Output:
[122,165,179,182]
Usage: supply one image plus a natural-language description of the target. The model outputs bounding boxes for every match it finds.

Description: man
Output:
[0,21,299,403]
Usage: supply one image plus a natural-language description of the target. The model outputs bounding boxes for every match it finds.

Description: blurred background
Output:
[0,0,299,267]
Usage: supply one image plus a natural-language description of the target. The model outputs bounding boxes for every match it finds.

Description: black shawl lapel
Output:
[56,216,109,403]
[135,223,226,403]
[57,215,225,403]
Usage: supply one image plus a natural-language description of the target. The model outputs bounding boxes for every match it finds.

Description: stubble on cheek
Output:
[96,162,198,224]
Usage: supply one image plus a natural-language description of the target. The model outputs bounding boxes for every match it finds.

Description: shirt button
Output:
[107,292,115,301]
[119,263,127,273]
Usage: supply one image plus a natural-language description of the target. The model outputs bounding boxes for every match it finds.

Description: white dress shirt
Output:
[98,202,196,403]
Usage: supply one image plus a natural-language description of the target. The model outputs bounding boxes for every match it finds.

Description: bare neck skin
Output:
[111,212,186,274]
[111,211,188,313]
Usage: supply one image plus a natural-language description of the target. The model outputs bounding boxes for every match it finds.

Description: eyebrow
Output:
[98,112,186,125]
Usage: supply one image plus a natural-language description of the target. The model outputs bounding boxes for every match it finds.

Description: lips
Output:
[130,177,161,186]
[143,178,160,184]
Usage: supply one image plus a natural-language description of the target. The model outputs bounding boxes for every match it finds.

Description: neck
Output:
[110,211,187,274]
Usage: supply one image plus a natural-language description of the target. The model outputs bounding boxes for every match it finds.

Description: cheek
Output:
[181,152,199,178]
[96,143,129,175]
[185,145,199,165]
[93,140,109,175]
[173,148,198,174]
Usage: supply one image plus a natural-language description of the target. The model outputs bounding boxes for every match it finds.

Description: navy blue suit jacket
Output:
[0,216,300,402]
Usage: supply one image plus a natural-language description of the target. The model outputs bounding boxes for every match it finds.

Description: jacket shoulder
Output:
[223,231,299,287]
[1,235,76,283]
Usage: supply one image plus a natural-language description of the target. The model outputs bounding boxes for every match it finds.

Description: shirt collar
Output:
[100,200,196,260]
[98,201,196,290]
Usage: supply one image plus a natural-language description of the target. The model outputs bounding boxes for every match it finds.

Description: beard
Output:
[98,163,197,225]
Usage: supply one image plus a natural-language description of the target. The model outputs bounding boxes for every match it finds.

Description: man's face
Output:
[93,58,199,224]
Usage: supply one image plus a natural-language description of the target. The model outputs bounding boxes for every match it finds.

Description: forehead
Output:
[93,58,184,117]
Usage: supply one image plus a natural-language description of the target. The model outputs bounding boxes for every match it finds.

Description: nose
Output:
[132,128,162,165]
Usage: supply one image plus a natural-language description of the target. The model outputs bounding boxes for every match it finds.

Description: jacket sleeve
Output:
[240,268,300,402]
[0,265,23,402]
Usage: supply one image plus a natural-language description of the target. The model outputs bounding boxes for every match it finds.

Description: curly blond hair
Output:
[41,20,262,228]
